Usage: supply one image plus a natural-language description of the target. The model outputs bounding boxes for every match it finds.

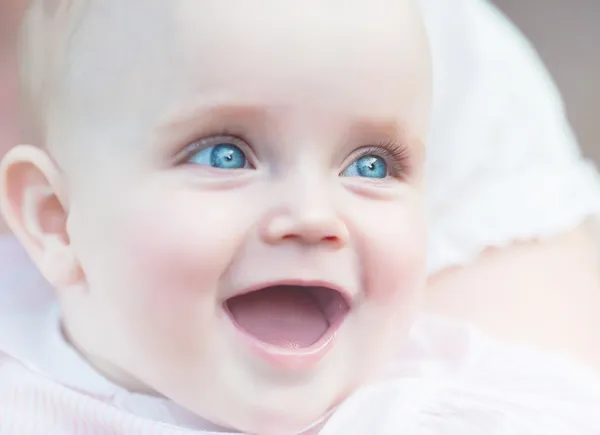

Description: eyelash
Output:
[176,129,254,165]
[350,140,411,179]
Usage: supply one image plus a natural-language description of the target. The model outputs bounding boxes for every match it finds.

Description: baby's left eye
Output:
[341,155,388,179]
[187,143,250,170]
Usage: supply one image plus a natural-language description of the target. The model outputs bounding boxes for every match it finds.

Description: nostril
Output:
[281,234,338,244]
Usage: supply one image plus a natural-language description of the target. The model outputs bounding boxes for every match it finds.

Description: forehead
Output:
[57,0,429,145]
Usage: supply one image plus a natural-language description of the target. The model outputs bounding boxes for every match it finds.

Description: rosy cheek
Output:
[362,208,427,305]
[116,189,252,309]
[107,214,215,345]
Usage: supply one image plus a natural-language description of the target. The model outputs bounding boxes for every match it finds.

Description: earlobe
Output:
[0,145,82,288]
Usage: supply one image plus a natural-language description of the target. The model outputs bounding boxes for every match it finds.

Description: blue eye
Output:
[188,143,249,169]
[342,155,388,179]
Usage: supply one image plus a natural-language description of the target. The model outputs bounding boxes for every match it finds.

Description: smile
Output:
[223,282,351,369]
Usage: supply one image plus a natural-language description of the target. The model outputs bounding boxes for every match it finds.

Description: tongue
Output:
[227,286,329,348]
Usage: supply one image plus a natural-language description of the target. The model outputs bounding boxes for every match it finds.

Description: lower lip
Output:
[223,307,347,371]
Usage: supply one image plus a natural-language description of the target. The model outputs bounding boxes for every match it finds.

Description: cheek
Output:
[347,200,426,369]
[76,183,259,346]
[118,188,253,302]
[357,199,427,306]
[73,184,261,368]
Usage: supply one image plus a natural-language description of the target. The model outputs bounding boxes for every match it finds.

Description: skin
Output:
[425,223,600,371]
[1,1,431,434]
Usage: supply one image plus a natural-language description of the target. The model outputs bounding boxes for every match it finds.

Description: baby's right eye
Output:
[187,142,250,170]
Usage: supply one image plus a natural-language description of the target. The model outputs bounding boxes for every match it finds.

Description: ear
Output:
[0,145,82,288]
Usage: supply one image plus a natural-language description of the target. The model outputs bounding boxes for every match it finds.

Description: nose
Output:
[260,182,349,248]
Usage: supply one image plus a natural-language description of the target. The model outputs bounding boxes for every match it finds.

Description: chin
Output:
[184,374,353,435]
[154,335,372,435]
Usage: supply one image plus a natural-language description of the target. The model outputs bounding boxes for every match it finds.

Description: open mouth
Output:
[225,284,351,350]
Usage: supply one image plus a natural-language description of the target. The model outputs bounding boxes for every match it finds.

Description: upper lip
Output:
[225,279,355,308]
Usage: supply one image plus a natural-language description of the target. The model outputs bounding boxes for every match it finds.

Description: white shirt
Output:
[420,0,600,273]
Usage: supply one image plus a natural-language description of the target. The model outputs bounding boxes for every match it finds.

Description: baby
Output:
[0,1,599,434]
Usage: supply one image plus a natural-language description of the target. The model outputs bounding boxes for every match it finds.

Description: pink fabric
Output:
[3,325,600,435]
[0,353,226,435]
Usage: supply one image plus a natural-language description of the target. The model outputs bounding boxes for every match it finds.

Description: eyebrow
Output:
[152,100,270,149]
[157,102,268,133]
[154,99,424,158]
[348,118,408,142]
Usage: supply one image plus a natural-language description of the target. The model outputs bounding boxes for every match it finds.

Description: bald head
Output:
[18,0,430,153]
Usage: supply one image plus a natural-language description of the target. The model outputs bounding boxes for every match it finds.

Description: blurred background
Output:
[493,0,600,162]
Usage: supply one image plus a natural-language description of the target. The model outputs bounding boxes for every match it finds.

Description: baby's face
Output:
[44,0,430,433]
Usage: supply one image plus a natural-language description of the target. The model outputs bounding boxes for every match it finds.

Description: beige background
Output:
[493,0,600,162]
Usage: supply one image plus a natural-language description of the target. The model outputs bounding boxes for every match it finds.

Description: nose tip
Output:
[261,210,349,248]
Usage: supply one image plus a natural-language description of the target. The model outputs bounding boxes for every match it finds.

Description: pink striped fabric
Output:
[0,353,226,435]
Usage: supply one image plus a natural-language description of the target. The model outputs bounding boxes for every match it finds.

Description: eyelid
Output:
[344,141,411,179]
[174,133,256,166]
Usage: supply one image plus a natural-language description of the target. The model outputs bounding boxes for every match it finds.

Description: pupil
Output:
[358,155,386,178]
[211,144,246,169]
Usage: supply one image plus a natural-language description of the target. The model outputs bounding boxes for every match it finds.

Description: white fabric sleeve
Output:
[419,0,600,275]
